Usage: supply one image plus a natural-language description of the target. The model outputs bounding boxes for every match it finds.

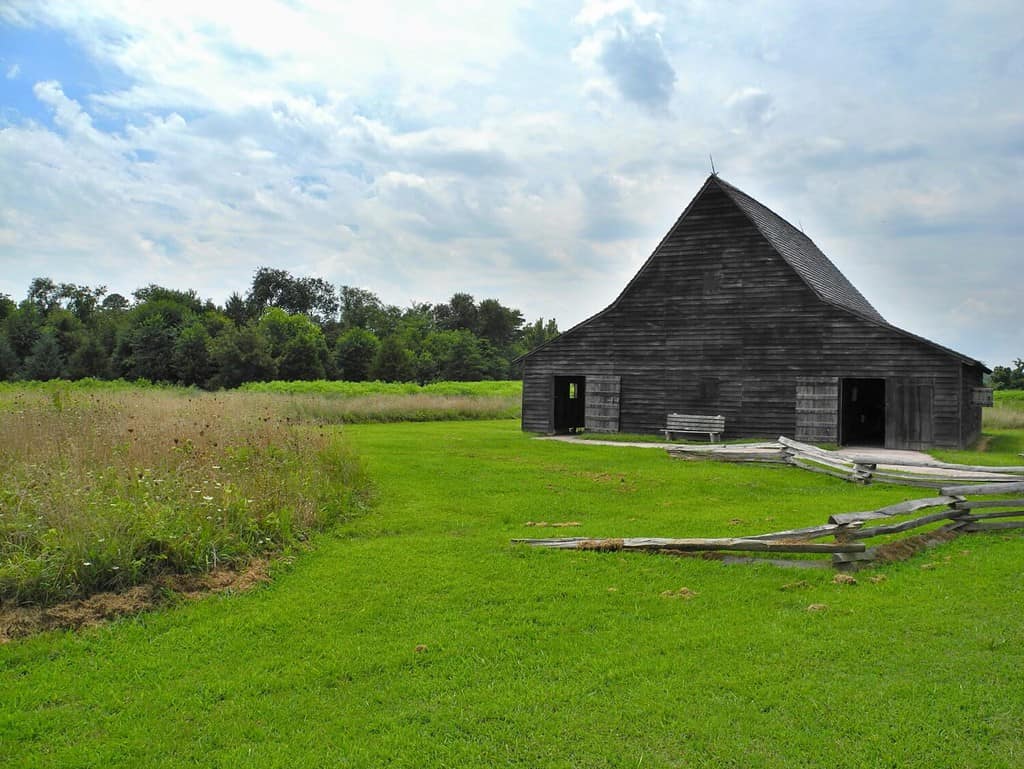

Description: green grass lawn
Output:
[3,419,1023,767]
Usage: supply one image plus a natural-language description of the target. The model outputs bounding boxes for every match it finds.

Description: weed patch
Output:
[0,388,366,605]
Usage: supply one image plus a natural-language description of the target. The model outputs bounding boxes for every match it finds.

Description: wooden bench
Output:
[662,413,725,442]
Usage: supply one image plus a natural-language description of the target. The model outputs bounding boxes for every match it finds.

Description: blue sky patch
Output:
[0,23,133,128]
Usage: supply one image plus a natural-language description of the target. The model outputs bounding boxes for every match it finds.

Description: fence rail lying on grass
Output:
[668,436,1024,488]
[513,481,1024,570]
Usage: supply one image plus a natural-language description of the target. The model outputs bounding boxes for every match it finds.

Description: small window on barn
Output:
[568,382,577,399]
[699,377,719,404]
[703,269,723,295]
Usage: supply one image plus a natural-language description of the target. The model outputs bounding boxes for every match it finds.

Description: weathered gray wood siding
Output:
[960,364,984,446]
[522,183,979,448]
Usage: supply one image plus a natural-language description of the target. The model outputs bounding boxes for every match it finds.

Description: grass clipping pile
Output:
[1,560,271,642]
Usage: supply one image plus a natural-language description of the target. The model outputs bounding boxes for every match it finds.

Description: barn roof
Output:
[710,176,886,323]
[519,175,986,370]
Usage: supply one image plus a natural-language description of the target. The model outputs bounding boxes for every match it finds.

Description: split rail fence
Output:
[514,481,1024,571]
[668,436,1024,488]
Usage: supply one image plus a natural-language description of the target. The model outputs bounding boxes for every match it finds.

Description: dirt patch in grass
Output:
[0,560,271,643]
[660,586,699,599]
[872,528,961,563]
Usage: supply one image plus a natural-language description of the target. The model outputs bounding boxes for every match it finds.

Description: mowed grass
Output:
[3,419,1024,767]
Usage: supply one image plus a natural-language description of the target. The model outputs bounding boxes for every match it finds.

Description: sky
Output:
[0,0,1021,366]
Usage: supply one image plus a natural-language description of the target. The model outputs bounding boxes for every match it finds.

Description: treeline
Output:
[991,359,1024,390]
[0,269,560,387]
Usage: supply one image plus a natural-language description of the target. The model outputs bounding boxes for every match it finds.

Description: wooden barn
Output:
[520,175,989,449]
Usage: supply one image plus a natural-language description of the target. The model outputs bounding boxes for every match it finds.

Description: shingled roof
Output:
[710,175,887,324]
[708,175,984,368]
[519,174,985,370]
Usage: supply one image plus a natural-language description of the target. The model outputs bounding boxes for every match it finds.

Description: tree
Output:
[114,299,194,381]
[172,321,214,387]
[223,292,250,327]
[66,335,111,380]
[46,309,84,362]
[518,317,560,355]
[22,330,64,380]
[257,307,329,380]
[0,293,15,323]
[477,298,524,349]
[27,277,61,315]
[279,335,326,381]
[339,285,385,330]
[57,282,107,322]
[210,325,277,388]
[370,336,414,382]
[4,302,43,360]
[0,335,18,381]
[116,313,178,382]
[247,267,339,324]
[991,359,1024,390]
[334,328,380,382]
[132,284,208,314]
[434,292,478,333]
[100,293,130,314]
[422,330,506,381]
[200,309,234,340]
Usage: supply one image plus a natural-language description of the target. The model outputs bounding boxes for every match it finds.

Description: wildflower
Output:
[83,561,92,566]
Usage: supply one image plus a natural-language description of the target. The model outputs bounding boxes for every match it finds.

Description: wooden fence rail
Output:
[669,437,1024,488]
[513,487,1024,571]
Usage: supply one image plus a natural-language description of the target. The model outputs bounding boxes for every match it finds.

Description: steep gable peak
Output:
[705,175,887,324]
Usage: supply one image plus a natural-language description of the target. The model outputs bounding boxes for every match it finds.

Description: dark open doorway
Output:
[841,378,886,446]
[553,375,586,432]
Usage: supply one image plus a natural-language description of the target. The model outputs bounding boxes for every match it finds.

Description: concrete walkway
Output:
[536,435,1015,480]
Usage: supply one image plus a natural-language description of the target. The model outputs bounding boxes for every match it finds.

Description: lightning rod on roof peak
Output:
[709,154,717,176]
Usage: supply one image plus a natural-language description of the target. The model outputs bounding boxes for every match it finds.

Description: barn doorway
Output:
[552,375,586,432]
[840,378,886,446]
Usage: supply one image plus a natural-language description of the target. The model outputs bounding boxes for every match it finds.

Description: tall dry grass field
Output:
[279,391,521,423]
[0,388,365,605]
[984,390,1024,430]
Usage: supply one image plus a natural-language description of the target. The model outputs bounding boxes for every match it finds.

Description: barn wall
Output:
[960,364,985,447]
[522,183,975,448]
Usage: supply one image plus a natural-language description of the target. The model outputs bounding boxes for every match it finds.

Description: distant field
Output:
[239,379,522,424]
[239,379,522,397]
[995,390,1024,405]
[985,389,1024,430]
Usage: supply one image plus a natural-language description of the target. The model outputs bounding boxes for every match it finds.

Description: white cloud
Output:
[5,63,19,79]
[0,1,1022,365]
[725,87,775,132]
[8,0,526,113]
[572,0,676,112]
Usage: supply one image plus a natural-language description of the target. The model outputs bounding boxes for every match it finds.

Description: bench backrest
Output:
[667,413,725,431]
